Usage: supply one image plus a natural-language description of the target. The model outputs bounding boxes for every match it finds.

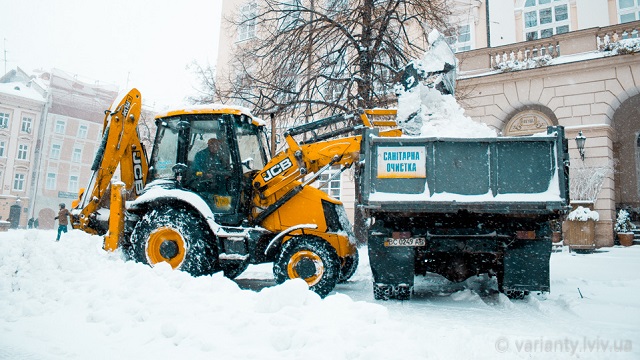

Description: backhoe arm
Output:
[71,88,148,235]
[251,109,401,223]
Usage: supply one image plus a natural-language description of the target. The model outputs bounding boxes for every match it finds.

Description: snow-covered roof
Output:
[155,104,265,126]
[0,81,47,102]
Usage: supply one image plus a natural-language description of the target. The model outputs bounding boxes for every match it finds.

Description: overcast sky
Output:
[0,0,222,109]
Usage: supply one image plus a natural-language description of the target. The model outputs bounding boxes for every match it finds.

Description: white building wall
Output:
[489,1,517,47]
[576,0,611,28]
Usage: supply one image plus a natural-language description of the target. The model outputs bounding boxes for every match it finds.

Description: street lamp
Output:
[575,130,586,161]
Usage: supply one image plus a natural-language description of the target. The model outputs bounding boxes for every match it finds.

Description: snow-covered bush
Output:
[614,209,635,233]
[567,206,600,222]
[570,163,614,202]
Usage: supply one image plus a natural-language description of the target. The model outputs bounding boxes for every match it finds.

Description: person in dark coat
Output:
[55,203,71,241]
[191,137,230,178]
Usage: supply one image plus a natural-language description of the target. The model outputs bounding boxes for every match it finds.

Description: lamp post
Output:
[575,130,586,161]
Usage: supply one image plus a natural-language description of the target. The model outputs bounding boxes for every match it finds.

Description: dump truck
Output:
[358,126,570,300]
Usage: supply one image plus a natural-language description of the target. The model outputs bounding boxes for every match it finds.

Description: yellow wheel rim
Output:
[287,250,324,286]
[146,227,186,269]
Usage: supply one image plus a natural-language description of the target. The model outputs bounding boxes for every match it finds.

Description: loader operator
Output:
[190,137,231,194]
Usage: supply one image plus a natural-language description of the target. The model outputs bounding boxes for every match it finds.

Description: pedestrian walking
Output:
[55,203,71,241]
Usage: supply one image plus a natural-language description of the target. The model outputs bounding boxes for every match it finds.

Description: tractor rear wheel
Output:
[129,207,218,276]
[273,235,340,298]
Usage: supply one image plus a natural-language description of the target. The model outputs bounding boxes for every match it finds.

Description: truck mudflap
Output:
[501,239,551,295]
[368,233,415,300]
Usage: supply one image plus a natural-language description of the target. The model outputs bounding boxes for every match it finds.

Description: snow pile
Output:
[395,31,497,138]
[2,229,639,359]
[0,230,390,359]
[567,206,600,222]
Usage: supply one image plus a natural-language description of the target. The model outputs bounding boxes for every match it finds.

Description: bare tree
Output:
[203,0,453,121]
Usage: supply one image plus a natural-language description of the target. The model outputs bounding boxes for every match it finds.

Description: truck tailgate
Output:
[360,127,570,214]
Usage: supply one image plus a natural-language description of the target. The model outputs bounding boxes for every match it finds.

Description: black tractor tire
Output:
[273,235,340,298]
[338,253,359,283]
[129,206,218,277]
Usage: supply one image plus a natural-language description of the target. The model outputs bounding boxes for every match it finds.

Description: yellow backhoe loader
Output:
[71,88,399,297]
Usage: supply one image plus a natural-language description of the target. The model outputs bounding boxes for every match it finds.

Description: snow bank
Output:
[2,230,639,359]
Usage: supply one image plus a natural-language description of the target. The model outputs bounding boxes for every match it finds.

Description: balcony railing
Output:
[458,20,640,76]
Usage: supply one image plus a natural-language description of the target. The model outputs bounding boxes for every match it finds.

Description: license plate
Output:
[384,237,426,247]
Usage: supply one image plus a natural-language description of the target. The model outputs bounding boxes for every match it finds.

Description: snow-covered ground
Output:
[1,229,638,359]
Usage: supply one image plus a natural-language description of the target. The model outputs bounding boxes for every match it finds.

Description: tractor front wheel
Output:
[129,207,218,277]
[273,236,340,298]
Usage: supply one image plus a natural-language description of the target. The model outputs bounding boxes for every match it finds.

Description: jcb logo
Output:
[122,96,132,117]
[262,158,293,182]
[132,150,144,195]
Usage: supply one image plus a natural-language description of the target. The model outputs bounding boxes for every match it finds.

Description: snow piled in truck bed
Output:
[1,230,639,359]
[395,37,497,138]
[396,86,497,138]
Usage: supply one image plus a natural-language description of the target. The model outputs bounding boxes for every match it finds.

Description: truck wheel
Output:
[505,289,529,300]
[395,285,411,300]
[130,207,218,277]
[273,236,340,298]
[338,253,359,283]
[497,271,529,300]
[373,283,391,301]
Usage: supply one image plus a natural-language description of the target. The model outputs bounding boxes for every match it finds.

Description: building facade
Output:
[0,68,47,227]
[0,68,118,229]
[216,0,639,245]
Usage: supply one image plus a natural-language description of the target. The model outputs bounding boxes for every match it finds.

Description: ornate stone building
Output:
[217,0,640,245]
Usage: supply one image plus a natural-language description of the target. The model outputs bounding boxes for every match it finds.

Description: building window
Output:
[524,0,570,41]
[21,116,33,133]
[445,24,472,52]
[78,124,88,139]
[51,143,62,160]
[318,165,341,200]
[46,172,57,190]
[72,147,82,163]
[17,144,28,160]
[68,175,79,193]
[0,141,5,157]
[0,112,9,128]
[238,1,257,41]
[618,0,640,23]
[13,173,25,191]
[55,120,66,134]
[279,0,302,31]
